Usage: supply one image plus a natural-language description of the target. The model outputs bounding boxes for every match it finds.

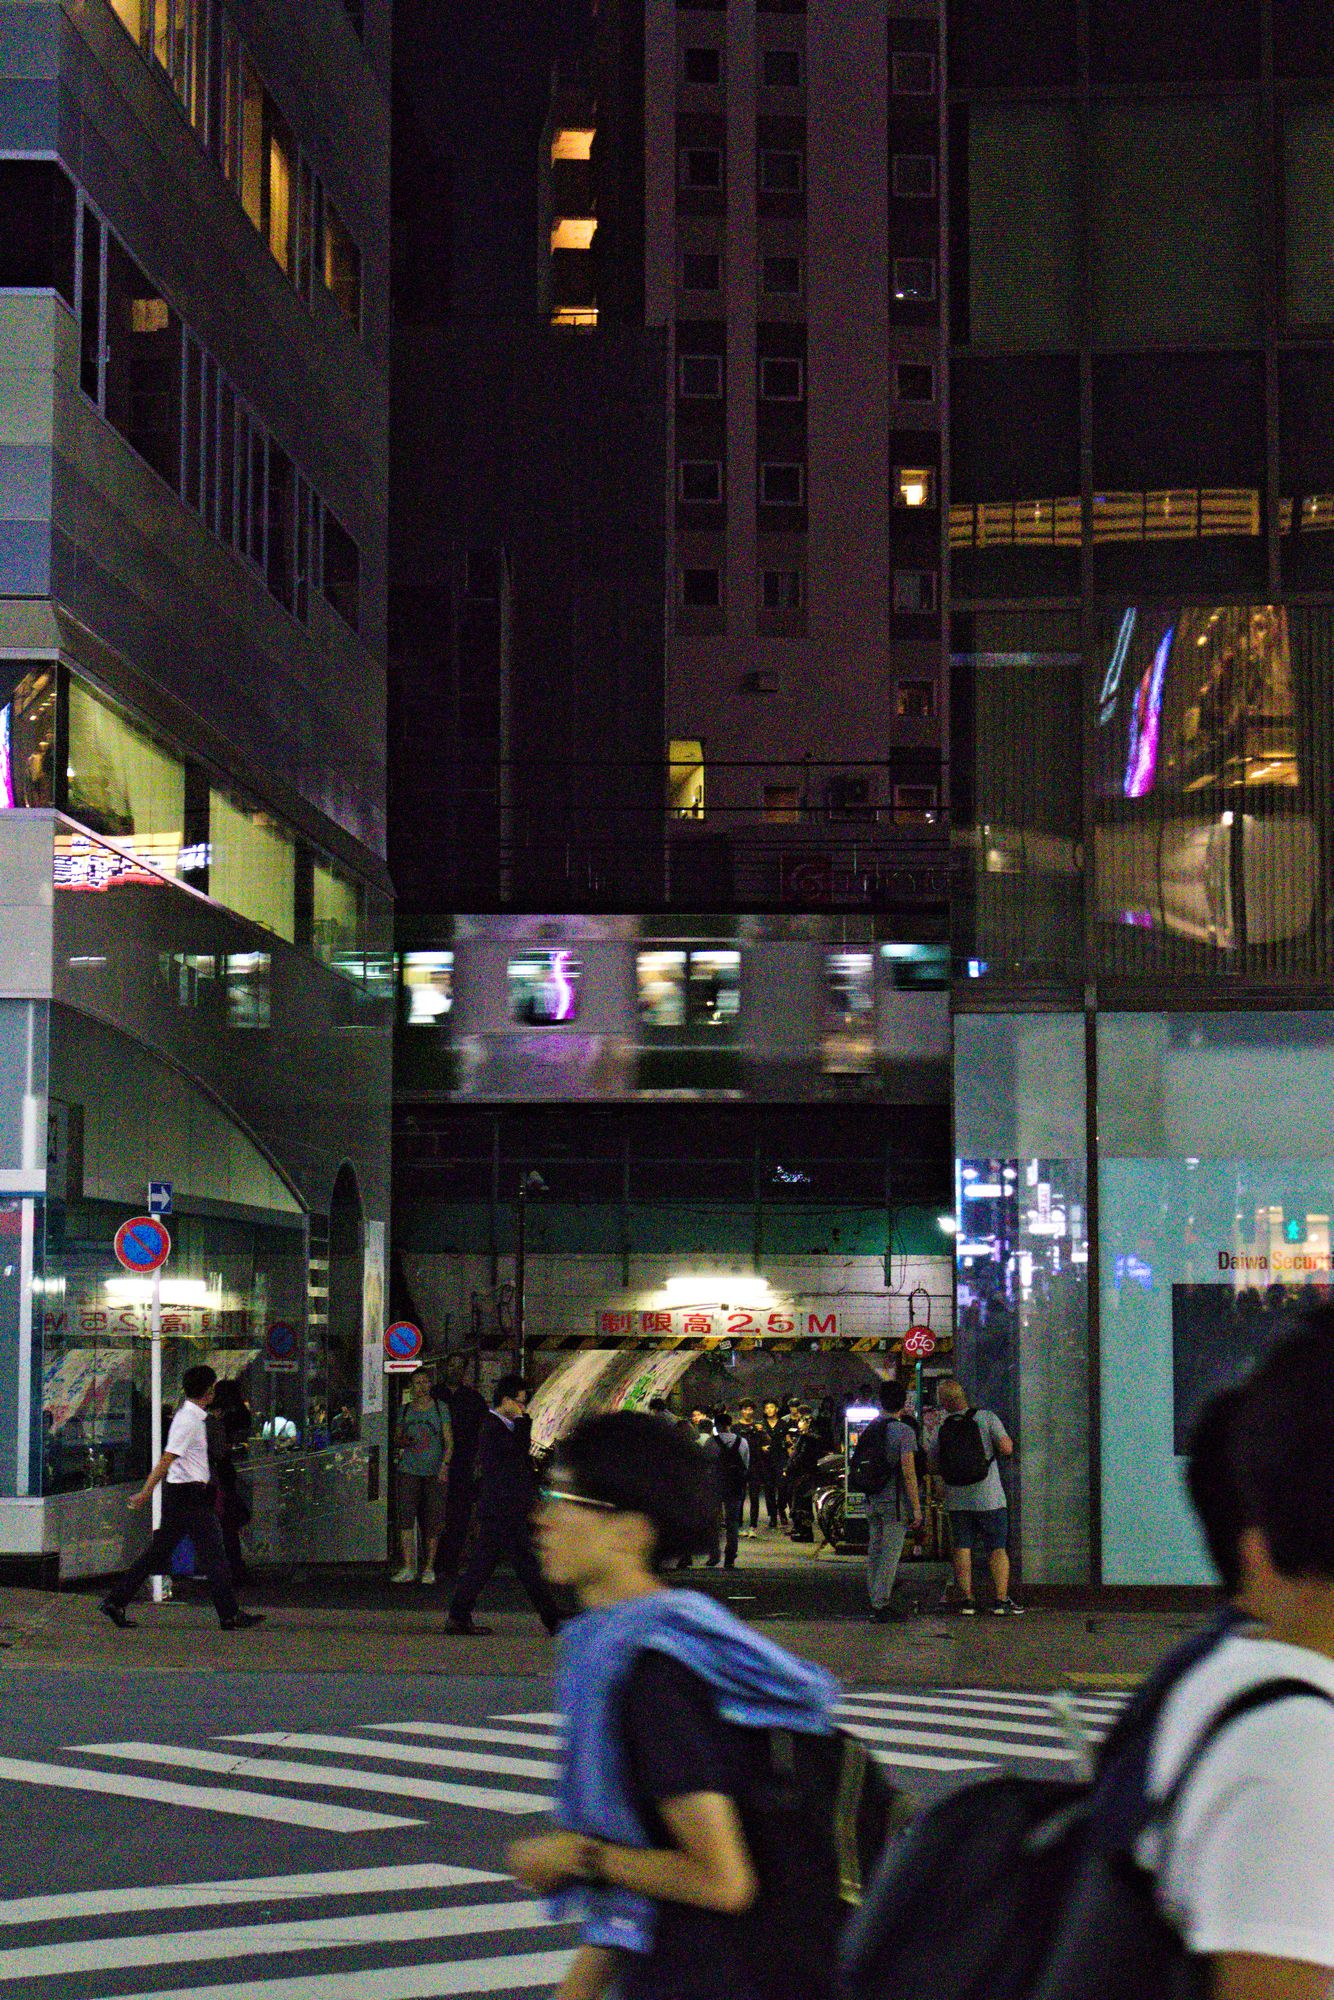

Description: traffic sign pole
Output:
[114,1216,172,1605]
[150,1262,164,1603]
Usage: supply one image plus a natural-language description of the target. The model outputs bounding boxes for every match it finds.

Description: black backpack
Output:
[849,1418,896,1499]
[838,1675,1334,2000]
[718,1432,751,1501]
[936,1409,993,1487]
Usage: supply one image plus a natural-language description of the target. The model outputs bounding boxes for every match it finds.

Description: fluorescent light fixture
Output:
[105,1278,217,1305]
[846,1406,880,1423]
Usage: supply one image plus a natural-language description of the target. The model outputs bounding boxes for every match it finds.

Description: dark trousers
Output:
[438,1461,477,1572]
[449,1513,561,1633]
[107,1482,239,1625]
[723,1496,744,1566]
[747,1464,770,1529]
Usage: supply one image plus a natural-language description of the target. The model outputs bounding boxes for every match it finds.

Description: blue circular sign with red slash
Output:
[265,1322,299,1365]
[113,1215,172,1274]
[383,1321,423,1367]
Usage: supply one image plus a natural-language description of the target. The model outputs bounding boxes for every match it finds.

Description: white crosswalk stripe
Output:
[0,1751,416,1834]
[0,1864,504,1928]
[836,1684,1128,1779]
[68,1741,553,1816]
[370,1722,566,1754]
[101,1949,576,2000]
[225,1731,562,1782]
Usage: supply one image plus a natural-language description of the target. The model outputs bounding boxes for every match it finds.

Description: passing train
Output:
[397,915,951,1101]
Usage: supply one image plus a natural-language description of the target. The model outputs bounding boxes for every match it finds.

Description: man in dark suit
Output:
[435,1350,490,1574]
[446,1375,562,1636]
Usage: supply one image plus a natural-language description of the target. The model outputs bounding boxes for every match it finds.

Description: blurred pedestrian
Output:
[510,1409,845,2000]
[446,1374,562,1636]
[848,1381,922,1622]
[101,1365,263,1633]
[715,1412,750,1569]
[437,1350,489,1572]
[758,1399,787,1527]
[207,1378,253,1584]
[734,1399,764,1536]
[930,1376,1019,1614]
[392,1367,452,1584]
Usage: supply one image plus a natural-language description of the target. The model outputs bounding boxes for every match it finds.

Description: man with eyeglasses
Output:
[445,1373,563,1637]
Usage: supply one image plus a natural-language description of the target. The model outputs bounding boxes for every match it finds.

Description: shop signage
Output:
[264,1321,300,1373]
[384,1320,423,1372]
[596,1306,841,1341]
[903,1324,937,1360]
[113,1216,172,1274]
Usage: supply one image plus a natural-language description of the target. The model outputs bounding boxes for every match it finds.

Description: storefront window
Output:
[509,950,584,1024]
[208,789,296,942]
[66,682,185,878]
[1,669,55,809]
[954,1014,1091,1585]
[402,950,453,1025]
[311,857,362,967]
[1099,1010,1334,1584]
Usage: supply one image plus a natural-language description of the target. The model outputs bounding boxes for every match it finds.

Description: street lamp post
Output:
[514,1170,547,1377]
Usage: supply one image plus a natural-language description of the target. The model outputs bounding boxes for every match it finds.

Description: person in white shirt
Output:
[1144,1322,1334,2000]
[101,1364,263,1632]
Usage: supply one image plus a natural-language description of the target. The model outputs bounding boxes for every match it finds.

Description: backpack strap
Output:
[1152,1676,1334,1836]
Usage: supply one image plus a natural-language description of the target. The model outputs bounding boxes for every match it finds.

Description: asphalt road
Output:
[0,1668,1123,1999]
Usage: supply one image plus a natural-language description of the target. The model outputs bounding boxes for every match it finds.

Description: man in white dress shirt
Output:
[101,1364,263,1631]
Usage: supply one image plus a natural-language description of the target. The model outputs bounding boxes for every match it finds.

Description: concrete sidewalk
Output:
[0,1581,1208,1689]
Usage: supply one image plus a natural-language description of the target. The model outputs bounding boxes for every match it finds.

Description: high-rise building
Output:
[0,0,393,1580]
[947,0,1334,1592]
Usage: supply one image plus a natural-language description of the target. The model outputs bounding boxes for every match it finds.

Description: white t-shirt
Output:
[1143,1632,1334,1967]
[164,1400,211,1484]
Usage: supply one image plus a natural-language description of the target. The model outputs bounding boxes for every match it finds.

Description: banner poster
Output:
[362,1220,386,1417]
[596,1304,842,1341]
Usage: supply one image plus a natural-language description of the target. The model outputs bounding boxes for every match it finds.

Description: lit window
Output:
[683,251,721,290]
[551,128,595,161]
[894,466,936,508]
[893,257,936,302]
[312,858,363,967]
[680,567,721,607]
[892,155,936,199]
[66,681,185,878]
[268,117,296,275]
[402,948,454,1024]
[679,353,724,397]
[683,47,721,84]
[762,568,803,610]
[637,949,687,1026]
[759,355,803,400]
[893,570,938,614]
[760,461,804,506]
[323,202,361,327]
[679,460,723,503]
[893,783,938,824]
[897,679,937,719]
[509,950,583,1025]
[762,47,802,87]
[551,306,599,327]
[896,362,935,403]
[669,739,705,818]
[551,217,597,250]
[636,947,740,1030]
[681,147,723,189]
[209,790,296,941]
[760,149,803,194]
[891,51,936,94]
[763,784,801,822]
[763,253,802,296]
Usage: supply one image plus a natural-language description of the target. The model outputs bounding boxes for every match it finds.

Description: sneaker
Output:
[444,1616,493,1636]
[220,1611,266,1631]
[993,1598,1025,1616]
[958,1598,977,1616]
[419,1567,436,1585]
[390,1565,416,1584]
[100,1600,135,1630]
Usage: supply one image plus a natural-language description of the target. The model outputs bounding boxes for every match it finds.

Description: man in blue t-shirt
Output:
[930,1377,1018,1615]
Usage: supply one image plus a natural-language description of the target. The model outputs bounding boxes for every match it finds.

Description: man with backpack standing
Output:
[715,1412,750,1569]
[931,1376,1019,1614]
[849,1380,923,1622]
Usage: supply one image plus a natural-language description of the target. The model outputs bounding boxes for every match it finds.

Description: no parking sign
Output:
[113,1216,172,1274]
[384,1321,423,1373]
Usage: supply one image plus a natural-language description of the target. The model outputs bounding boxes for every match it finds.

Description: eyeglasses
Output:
[539,1486,617,1512]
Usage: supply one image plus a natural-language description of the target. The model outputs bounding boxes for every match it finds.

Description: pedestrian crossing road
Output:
[0,1677,1128,1998]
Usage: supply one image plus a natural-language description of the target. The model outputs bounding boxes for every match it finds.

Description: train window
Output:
[636,946,740,1031]
[402,949,453,1025]
[637,949,687,1026]
[881,941,949,989]
[688,948,741,1027]
[508,949,584,1024]
[826,950,874,1015]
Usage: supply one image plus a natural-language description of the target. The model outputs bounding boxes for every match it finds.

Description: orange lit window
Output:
[552,128,596,162]
[551,217,598,251]
[894,467,935,508]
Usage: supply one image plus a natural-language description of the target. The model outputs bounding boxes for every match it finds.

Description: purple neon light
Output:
[550,950,577,1022]
[1124,623,1174,799]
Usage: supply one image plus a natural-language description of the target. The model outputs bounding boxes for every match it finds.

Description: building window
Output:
[679,352,724,397]
[892,154,937,199]
[762,253,803,296]
[551,216,598,250]
[763,784,802,822]
[894,466,936,508]
[1284,104,1334,325]
[759,355,804,400]
[0,160,76,302]
[209,788,297,941]
[760,149,804,194]
[760,461,804,506]
[103,236,182,492]
[682,250,721,290]
[680,566,722,607]
[893,569,938,614]
[322,510,361,629]
[893,782,938,823]
[323,201,362,329]
[66,681,186,878]
[892,50,936,94]
[551,127,596,161]
[893,257,937,302]
[402,950,454,1025]
[683,45,721,83]
[669,739,705,818]
[762,47,802,87]
[762,567,803,609]
[311,857,363,968]
[897,679,937,719]
[679,460,724,502]
[681,147,723,189]
[895,362,936,403]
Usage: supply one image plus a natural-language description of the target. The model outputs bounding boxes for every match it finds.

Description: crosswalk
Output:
[0,1683,1129,1995]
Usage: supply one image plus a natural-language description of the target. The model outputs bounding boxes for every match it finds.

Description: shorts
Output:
[397,1470,446,1537]
[949,1506,1008,1556]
